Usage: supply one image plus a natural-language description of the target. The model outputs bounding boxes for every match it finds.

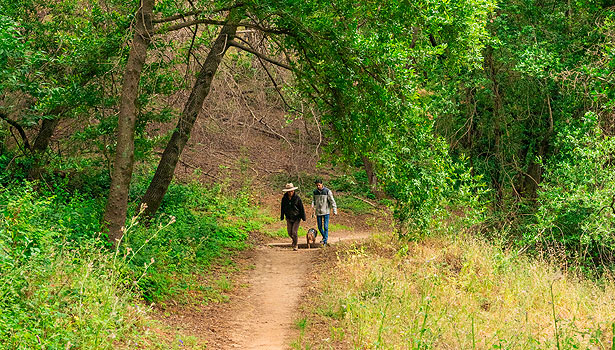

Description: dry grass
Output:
[297,232,615,349]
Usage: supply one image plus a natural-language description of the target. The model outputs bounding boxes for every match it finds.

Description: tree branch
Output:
[156,18,228,33]
[228,40,292,70]
[153,10,203,24]
[0,112,31,152]
[153,3,245,24]
[156,16,291,36]
[429,33,438,47]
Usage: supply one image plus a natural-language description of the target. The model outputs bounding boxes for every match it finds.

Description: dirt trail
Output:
[225,245,314,348]
[153,194,377,349]
[222,229,369,349]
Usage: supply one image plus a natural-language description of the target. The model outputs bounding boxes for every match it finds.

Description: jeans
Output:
[317,214,330,244]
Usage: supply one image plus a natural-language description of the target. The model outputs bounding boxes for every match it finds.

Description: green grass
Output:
[264,226,289,238]
[335,195,374,215]
[291,317,312,350]
[0,178,264,349]
[329,223,352,232]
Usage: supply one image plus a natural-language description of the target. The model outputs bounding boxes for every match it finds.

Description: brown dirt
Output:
[152,195,379,349]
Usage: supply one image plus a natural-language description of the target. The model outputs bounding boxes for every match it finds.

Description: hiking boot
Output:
[293,245,298,251]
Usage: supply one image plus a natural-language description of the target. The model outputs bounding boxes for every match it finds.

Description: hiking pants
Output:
[286,219,300,247]
[317,214,329,244]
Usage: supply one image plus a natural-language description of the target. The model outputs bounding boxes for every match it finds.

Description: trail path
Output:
[224,229,370,349]
[154,197,376,349]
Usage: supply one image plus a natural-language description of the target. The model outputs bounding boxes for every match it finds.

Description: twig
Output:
[598,194,615,215]
[228,40,292,70]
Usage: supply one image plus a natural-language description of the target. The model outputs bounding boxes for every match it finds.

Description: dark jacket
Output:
[280,193,306,221]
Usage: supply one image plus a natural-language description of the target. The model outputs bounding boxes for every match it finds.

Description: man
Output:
[311,179,337,246]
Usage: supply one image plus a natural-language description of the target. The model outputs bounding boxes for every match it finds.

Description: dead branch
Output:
[0,112,31,152]
[156,18,228,33]
[228,40,292,70]
[153,3,245,24]
[153,10,203,24]
[350,194,377,207]
[598,194,615,216]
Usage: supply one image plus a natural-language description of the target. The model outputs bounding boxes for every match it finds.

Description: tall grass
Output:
[0,177,263,348]
[0,185,148,348]
[300,232,615,349]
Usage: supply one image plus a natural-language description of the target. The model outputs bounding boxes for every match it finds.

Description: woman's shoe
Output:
[293,245,298,251]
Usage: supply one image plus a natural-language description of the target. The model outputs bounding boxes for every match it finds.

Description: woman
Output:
[280,183,306,251]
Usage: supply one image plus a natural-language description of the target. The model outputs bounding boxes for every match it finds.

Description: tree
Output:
[0,0,131,179]
[138,11,241,218]
[257,0,494,232]
[103,0,155,244]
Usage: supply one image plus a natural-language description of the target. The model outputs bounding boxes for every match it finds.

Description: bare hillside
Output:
[149,52,327,192]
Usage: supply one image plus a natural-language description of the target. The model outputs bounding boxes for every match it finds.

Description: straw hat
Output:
[282,183,298,192]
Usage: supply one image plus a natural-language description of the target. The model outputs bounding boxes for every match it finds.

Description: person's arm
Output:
[280,197,285,221]
[328,190,338,215]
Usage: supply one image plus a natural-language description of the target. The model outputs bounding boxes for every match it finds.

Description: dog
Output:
[306,228,318,249]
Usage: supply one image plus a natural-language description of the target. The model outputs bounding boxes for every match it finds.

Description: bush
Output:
[0,177,263,347]
[335,195,374,215]
[530,113,615,270]
[0,185,145,349]
[330,169,374,199]
[122,179,261,301]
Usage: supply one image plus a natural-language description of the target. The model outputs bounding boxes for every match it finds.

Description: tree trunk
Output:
[103,0,154,245]
[139,14,239,218]
[27,117,60,179]
[362,156,385,199]
[522,93,554,199]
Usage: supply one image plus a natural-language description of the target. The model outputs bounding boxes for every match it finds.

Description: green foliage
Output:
[119,178,260,301]
[335,195,374,215]
[330,170,373,199]
[250,0,495,233]
[531,113,615,268]
[0,0,132,120]
[0,184,143,349]
[0,176,261,346]
[0,243,147,349]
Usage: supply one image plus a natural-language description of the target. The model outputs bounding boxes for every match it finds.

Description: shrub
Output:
[0,185,145,349]
[0,177,262,346]
[531,112,615,270]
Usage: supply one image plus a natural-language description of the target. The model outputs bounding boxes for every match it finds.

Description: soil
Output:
[153,195,375,349]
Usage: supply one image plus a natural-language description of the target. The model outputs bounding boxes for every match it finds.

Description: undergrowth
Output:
[0,175,262,349]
